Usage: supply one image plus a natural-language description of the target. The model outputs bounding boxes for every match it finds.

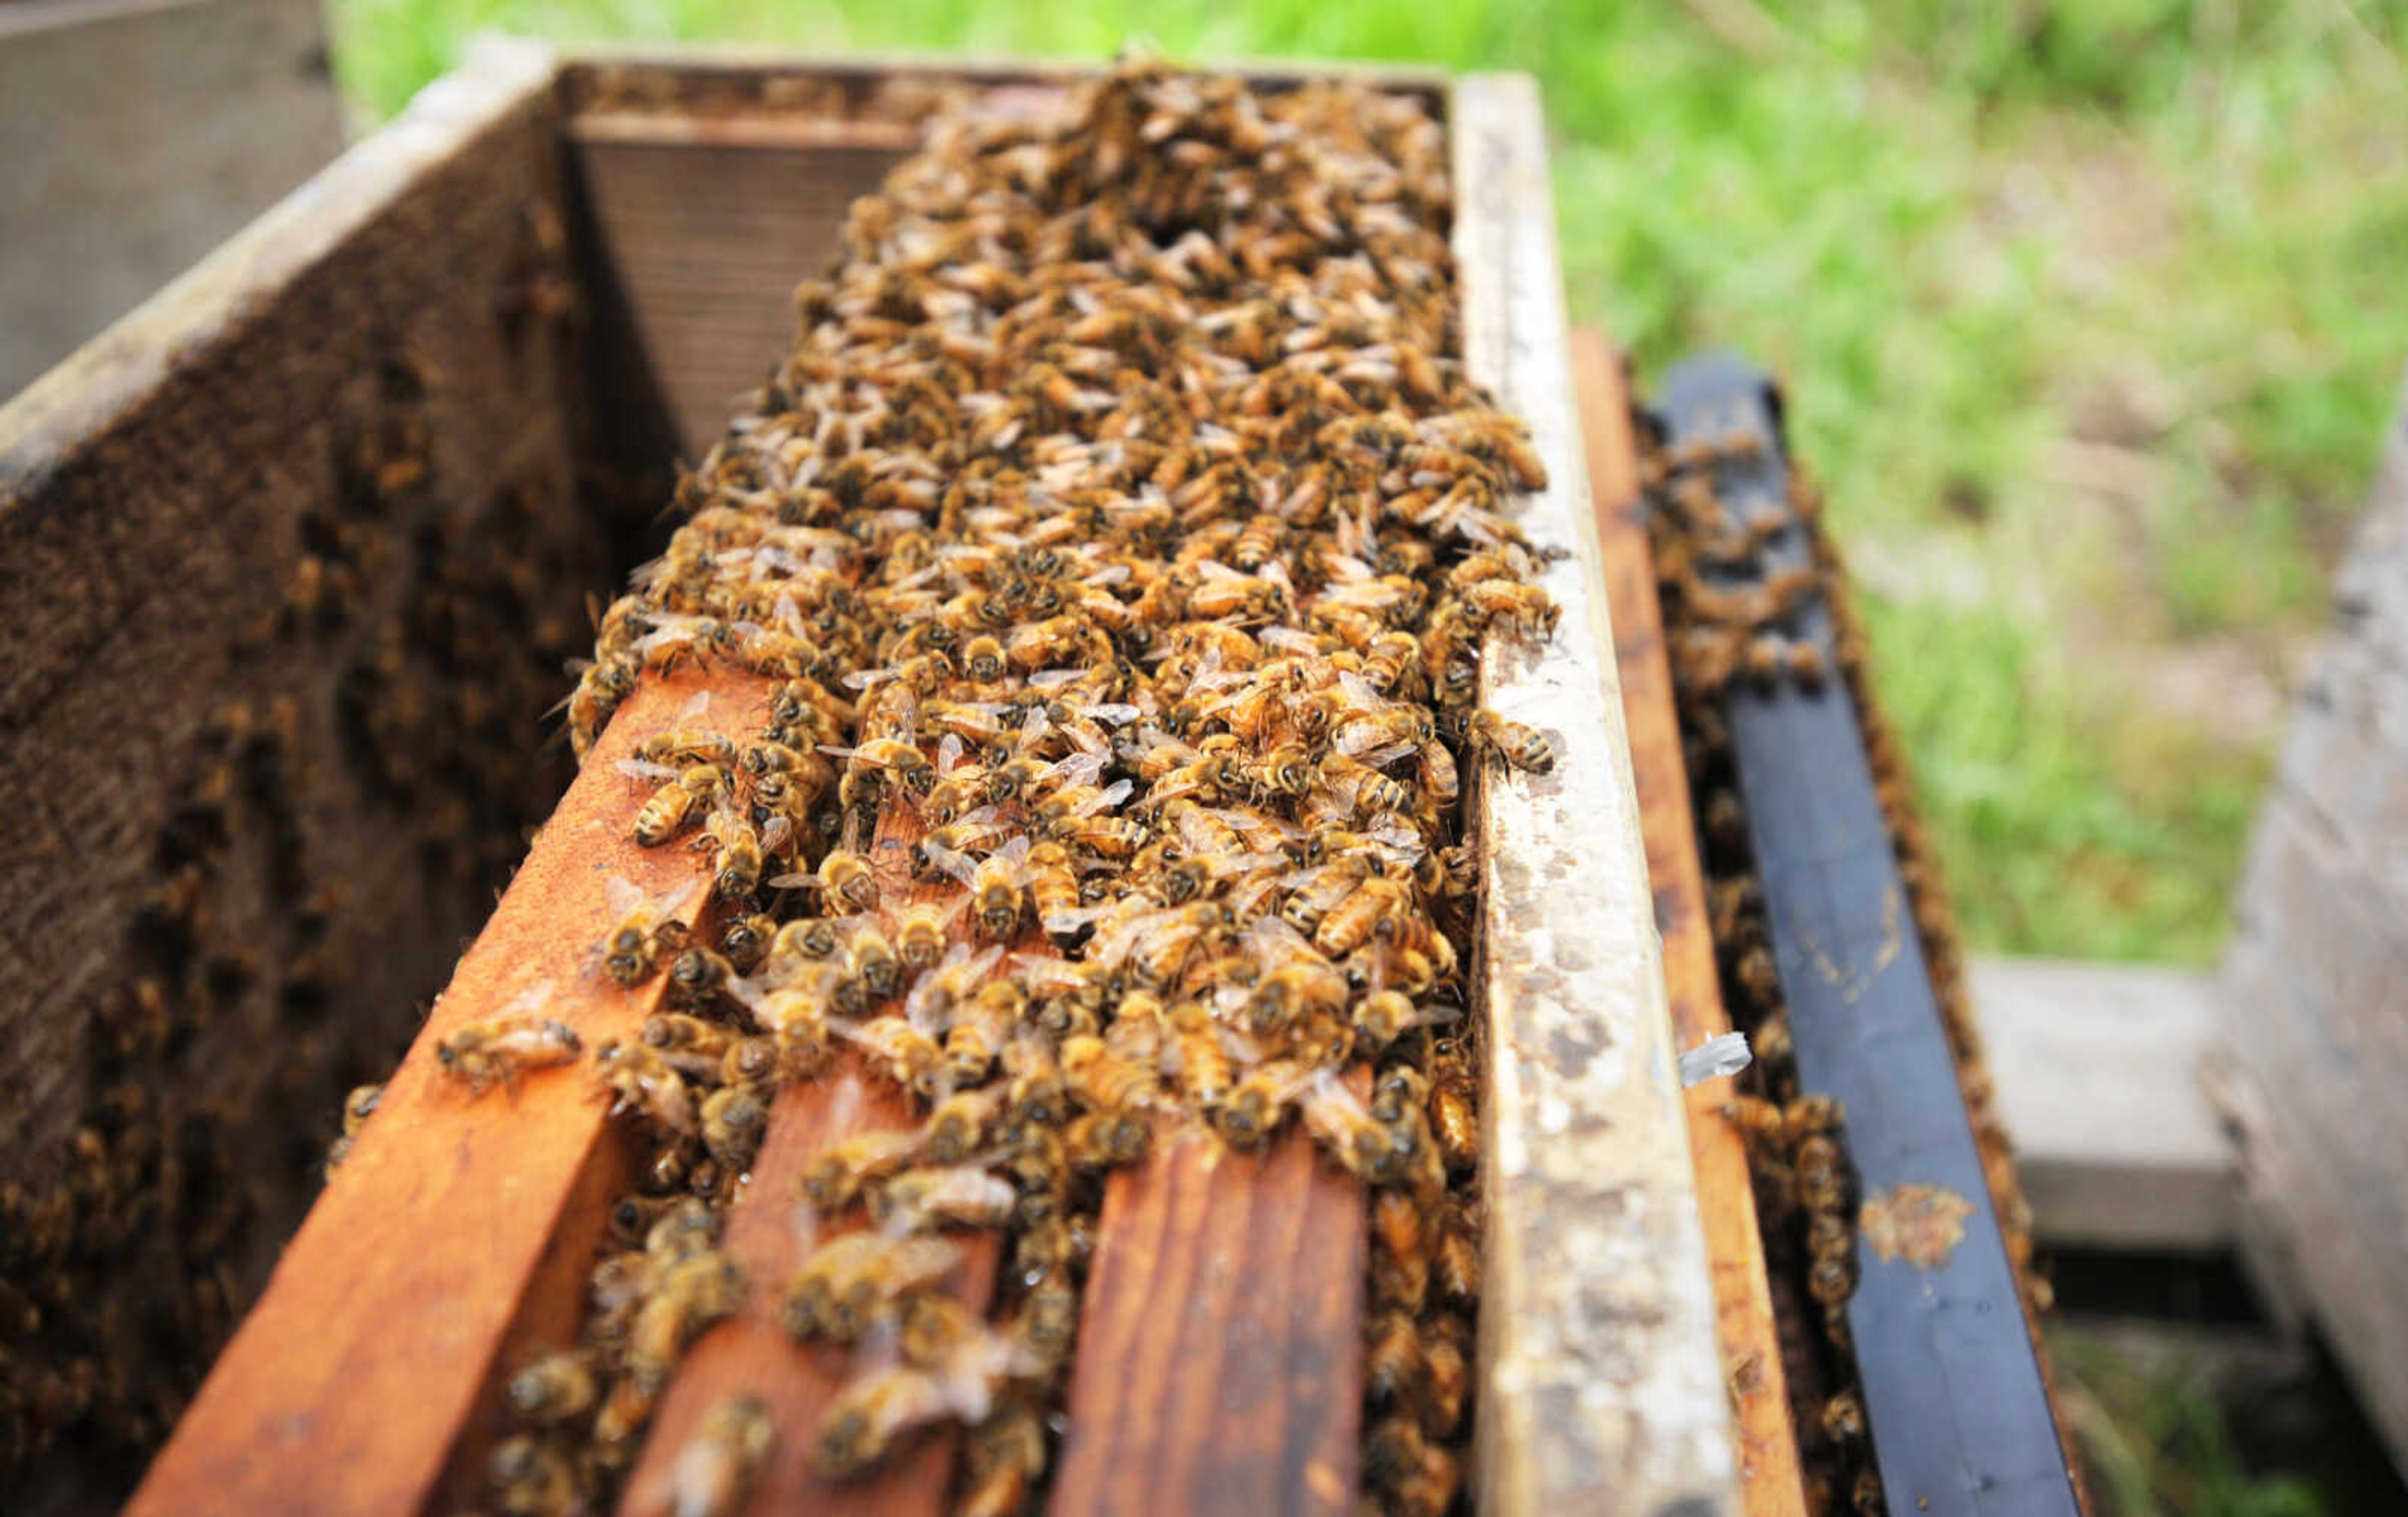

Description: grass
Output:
[328,0,2408,965]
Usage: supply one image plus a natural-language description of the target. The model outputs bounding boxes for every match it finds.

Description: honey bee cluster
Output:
[1643,429,1882,1514]
[1644,424,2051,1513]
[490,58,1551,1516]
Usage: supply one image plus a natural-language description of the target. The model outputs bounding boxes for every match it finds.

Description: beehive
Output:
[0,42,2073,1517]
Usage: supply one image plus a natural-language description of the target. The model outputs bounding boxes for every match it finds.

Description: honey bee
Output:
[1297,1068,1403,1183]
[1461,578,1558,640]
[631,764,727,847]
[634,722,740,770]
[871,1163,1018,1232]
[781,1232,960,1345]
[1364,1307,1424,1409]
[1463,707,1555,774]
[777,847,877,913]
[667,947,737,1009]
[504,1348,599,1425]
[489,1433,589,1516]
[719,911,777,973]
[1022,840,1084,938]
[599,877,696,986]
[663,1395,773,1517]
[1003,1033,1069,1128]
[700,1085,770,1170]
[969,848,1025,940]
[957,1399,1048,1517]
[1066,1107,1152,1170]
[627,1250,746,1394]
[702,806,768,900]
[811,1365,956,1478]
[847,736,937,794]
[1215,1060,1302,1150]
[596,1040,699,1136]
[845,922,904,1002]
[436,986,582,1096]
[962,633,1009,683]
[836,1015,948,1097]
[1314,875,1407,959]
[921,1085,1007,1165]
[942,981,1020,1088]
[1246,959,1349,1035]
[1428,1075,1477,1175]
[895,899,959,971]
[798,1129,921,1213]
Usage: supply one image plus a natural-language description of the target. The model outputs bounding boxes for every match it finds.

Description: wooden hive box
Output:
[1,39,2068,1517]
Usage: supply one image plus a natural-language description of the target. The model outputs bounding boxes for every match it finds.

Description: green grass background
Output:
[330,1,2408,968]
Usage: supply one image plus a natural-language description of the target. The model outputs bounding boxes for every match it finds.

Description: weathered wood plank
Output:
[1052,1129,1366,1517]
[1576,328,1805,1516]
[1967,958,2236,1252]
[2214,379,2408,1469]
[0,37,603,1506]
[1452,76,1739,1516]
[123,670,771,1517]
[565,123,916,467]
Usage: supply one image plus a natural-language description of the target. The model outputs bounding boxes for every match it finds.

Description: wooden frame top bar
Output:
[1453,73,1739,1516]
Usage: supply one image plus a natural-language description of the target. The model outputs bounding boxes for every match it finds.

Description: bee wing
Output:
[615,758,684,781]
[1026,669,1082,690]
[675,690,712,722]
[1259,625,1319,655]
[760,815,795,854]
[1075,780,1133,817]
[1336,669,1385,709]
[1361,741,1417,768]
[766,872,818,891]
[996,833,1031,865]
[919,840,980,889]
[816,743,858,759]
[1079,702,1140,727]
[502,978,557,1016]
[1051,751,1107,790]
[603,874,648,917]
[936,732,966,775]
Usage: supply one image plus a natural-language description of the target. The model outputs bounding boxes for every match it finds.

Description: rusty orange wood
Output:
[1573,327,1806,1516]
[614,800,1003,1515]
[123,670,775,1516]
[612,1057,1001,1517]
[1050,1126,1365,1517]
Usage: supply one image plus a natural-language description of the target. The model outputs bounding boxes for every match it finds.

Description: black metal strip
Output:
[1654,351,2079,1517]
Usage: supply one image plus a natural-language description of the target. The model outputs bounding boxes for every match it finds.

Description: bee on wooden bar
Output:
[598,877,695,988]
[436,983,581,1096]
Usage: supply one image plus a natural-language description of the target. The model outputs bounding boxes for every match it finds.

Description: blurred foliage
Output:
[329,1,2408,963]
[2052,1325,2333,1517]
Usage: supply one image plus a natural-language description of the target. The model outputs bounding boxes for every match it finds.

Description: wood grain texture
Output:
[123,670,773,1517]
[1051,1126,1366,1517]
[0,37,604,1508]
[613,1062,1001,1517]
[613,796,1002,1516]
[2212,370,2408,1474]
[1452,75,1738,1516]
[1968,958,2234,1252]
[566,123,916,467]
[1574,329,1803,1517]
